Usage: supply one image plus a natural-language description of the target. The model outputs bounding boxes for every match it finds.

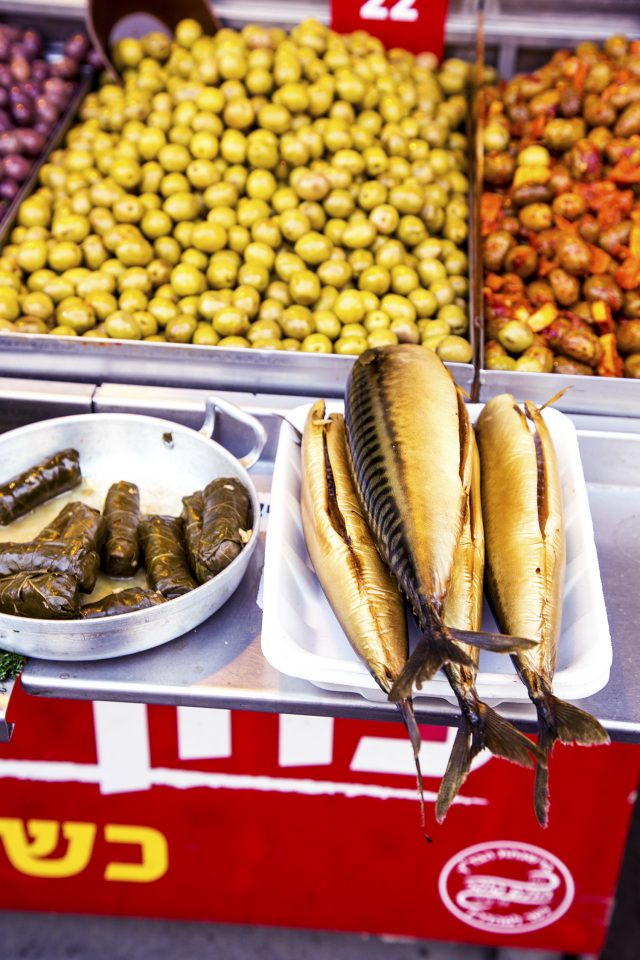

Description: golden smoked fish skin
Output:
[436,435,543,822]
[476,394,564,672]
[345,345,473,681]
[300,400,407,692]
[476,394,608,826]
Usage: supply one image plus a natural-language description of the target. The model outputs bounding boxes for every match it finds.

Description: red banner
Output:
[330,0,449,58]
[0,681,637,953]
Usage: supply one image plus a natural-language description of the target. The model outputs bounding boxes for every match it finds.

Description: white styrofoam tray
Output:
[261,402,612,705]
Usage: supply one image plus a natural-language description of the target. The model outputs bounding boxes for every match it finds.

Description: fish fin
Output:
[436,701,543,823]
[436,717,478,823]
[532,693,609,828]
[536,387,571,413]
[389,632,474,700]
[534,748,551,827]
[396,698,431,843]
[450,627,537,653]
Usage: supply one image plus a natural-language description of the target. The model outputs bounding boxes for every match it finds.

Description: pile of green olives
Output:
[0,18,472,362]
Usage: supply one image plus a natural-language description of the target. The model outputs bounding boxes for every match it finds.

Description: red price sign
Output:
[331,0,449,58]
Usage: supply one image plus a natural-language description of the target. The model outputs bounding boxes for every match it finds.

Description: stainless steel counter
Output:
[17,391,640,743]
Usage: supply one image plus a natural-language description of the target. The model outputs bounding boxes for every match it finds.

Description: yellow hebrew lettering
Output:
[0,819,96,878]
[104,824,168,883]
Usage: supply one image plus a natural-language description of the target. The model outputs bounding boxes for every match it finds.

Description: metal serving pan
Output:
[0,395,266,660]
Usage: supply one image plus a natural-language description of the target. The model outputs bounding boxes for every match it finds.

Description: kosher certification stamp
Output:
[438,840,575,934]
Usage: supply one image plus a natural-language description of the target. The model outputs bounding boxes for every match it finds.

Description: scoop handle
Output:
[86,0,219,77]
[199,396,267,471]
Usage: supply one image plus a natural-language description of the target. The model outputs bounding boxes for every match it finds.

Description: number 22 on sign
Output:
[331,0,448,57]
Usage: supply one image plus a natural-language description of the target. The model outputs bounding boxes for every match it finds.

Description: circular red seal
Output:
[439,841,575,934]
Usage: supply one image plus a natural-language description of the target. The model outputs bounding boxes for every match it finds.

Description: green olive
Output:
[342,221,377,249]
[56,297,96,334]
[334,290,365,324]
[317,259,351,288]
[218,335,251,348]
[436,335,473,364]
[380,294,416,325]
[14,316,50,335]
[192,322,220,346]
[247,319,283,343]
[165,314,198,343]
[50,324,78,337]
[294,231,332,265]
[290,269,321,305]
[389,318,420,345]
[340,322,368,340]
[438,304,468,335]
[301,333,333,353]
[334,336,368,355]
[213,307,250,337]
[313,310,341,340]
[497,321,534,355]
[105,310,143,340]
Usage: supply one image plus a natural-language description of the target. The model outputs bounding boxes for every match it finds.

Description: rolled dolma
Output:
[38,501,107,554]
[181,491,208,584]
[0,540,99,592]
[0,571,79,618]
[102,481,141,577]
[140,515,196,599]
[199,478,252,577]
[80,587,165,619]
[0,449,81,525]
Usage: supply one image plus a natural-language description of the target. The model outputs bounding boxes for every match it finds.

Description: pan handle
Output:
[199,396,267,471]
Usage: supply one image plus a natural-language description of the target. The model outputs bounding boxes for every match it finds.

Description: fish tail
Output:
[389,627,473,700]
[450,627,537,653]
[532,690,610,828]
[396,697,431,843]
[436,697,543,823]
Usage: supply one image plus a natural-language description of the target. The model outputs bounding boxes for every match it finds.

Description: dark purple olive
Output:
[3,154,30,182]
[0,65,13,87]
[23,81,42,99]
[9,83,25,103]
[35,97,58,125]
[11,99,35,127]
[33,121,52,139]
[10,56,30,84]
[0,87,7,109]
[0,110,10,133]
[21,31,42,61]
[88,49,104,70]
[64,33,89,61]
[51,56,79,80]
[0,37,11,63]
[0,27,21,44]
[16,127,44,156]
[30,59,48,83]
[43,76,67,98]
[0,177,19,201]
[0,130,20,155]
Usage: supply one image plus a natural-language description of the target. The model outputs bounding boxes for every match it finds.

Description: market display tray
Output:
[261,401,612,706]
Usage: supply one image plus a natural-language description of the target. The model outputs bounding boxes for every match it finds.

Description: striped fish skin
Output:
[300,400,408,692]
[345,345,468,650]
